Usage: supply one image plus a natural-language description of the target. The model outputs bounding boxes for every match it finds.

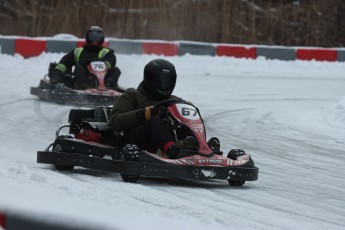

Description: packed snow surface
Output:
[0,52,345,229]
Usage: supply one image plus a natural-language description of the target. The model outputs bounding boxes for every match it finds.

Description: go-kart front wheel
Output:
[228,180,245,186]
[120,144,140,183]
[226,149,257,186]
[53,140,74,171]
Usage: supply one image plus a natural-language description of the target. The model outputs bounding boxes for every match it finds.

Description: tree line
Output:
[1,0,344,47]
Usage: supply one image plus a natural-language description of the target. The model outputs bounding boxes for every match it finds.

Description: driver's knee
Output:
[74,64,96,89]
[105,67,121,88]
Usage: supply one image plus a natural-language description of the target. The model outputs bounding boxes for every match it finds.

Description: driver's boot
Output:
[181,136,197,151]
[166,144,180,159]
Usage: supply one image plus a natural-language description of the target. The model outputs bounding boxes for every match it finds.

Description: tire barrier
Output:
[14,38,46,58]
[178,42,216,56]
[256,46,296,61]
[216,45,256,59]
[0,35,343,62]
[296,48,337,62]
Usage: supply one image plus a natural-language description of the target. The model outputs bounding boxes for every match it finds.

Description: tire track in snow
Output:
[202,108,345,229]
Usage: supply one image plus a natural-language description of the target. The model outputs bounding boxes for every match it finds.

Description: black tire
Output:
[213,151,223,156]
[120,144,140,183]
[226,149,256,186]
[53,138,74,171]
[227,149,246,160]
[228,180,245,186]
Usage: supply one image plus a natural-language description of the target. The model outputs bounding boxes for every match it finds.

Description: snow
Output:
[52,33,79,40]
[0,52,345,230]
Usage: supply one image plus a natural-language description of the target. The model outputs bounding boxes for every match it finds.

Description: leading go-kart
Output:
[36,99,259,186]
[30,60,124,106]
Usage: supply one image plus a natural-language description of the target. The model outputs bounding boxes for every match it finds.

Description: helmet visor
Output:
[154,72,176,95]
[88,31,104,43]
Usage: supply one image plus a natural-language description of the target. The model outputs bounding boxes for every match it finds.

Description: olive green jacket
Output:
[110,82,179,132]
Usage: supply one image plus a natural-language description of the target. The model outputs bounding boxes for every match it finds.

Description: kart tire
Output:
[53,137,74,171]
[227,149,246,160]
[120,144,140,183]
[228,180,245,186]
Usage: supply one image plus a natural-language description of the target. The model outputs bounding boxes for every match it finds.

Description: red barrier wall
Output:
[0,211,5,228]
[2,36,342,62]
[15,39,46,58]
[142,42,178,56]
[216,45,256,59]
[296,49,337,61]
[76,41,86,47]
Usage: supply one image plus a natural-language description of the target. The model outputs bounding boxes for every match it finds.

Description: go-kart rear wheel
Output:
[228,180,245,186]
[53,138,74,171]
[121,173,140,183]
[120,144,140,183]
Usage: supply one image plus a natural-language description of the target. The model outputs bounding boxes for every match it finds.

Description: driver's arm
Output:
[103,50,116,69]
[110,91,142,132]
[55,50,75,74]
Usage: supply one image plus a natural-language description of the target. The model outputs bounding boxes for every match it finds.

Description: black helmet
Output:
[143,59,177,100]
[85,26,105,45]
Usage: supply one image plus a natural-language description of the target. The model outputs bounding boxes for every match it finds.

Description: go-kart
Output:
[36,99,259,186]
[30,60,124,106]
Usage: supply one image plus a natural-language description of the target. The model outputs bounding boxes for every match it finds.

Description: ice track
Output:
[0,53,345,229]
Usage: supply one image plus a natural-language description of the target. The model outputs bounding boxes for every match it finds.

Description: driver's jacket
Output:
[110,82,179,132]
[55,44,116,74]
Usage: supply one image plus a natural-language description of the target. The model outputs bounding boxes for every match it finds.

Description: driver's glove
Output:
[136,106,159,122]
[49,69,63,85]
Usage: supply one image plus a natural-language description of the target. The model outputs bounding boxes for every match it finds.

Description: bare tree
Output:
[0,0,344,47]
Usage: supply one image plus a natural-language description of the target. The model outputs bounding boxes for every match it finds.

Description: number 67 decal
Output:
[182,107,197,116]
[176,104,200,120]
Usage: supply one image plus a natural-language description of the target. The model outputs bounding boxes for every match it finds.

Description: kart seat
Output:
[68,106,112,123]
[68,109,95,123]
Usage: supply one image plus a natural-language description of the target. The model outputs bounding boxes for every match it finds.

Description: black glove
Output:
[136,106,159,122]
[49,69,63,85]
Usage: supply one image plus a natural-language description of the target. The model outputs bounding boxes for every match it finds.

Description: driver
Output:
[110,59,193,159]
[49,26,121,90]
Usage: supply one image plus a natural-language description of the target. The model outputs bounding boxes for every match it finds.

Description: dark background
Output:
[1,0,345,47]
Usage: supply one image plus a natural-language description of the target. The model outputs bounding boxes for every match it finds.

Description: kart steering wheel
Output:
[152,99,187,118]
[153,98,187,111]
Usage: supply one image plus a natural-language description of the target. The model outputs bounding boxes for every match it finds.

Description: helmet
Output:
[85,26,104,45]
[143,59,177,100]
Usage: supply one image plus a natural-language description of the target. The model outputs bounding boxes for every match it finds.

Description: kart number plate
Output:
[176,104,200,120]
[90,61,106,71]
